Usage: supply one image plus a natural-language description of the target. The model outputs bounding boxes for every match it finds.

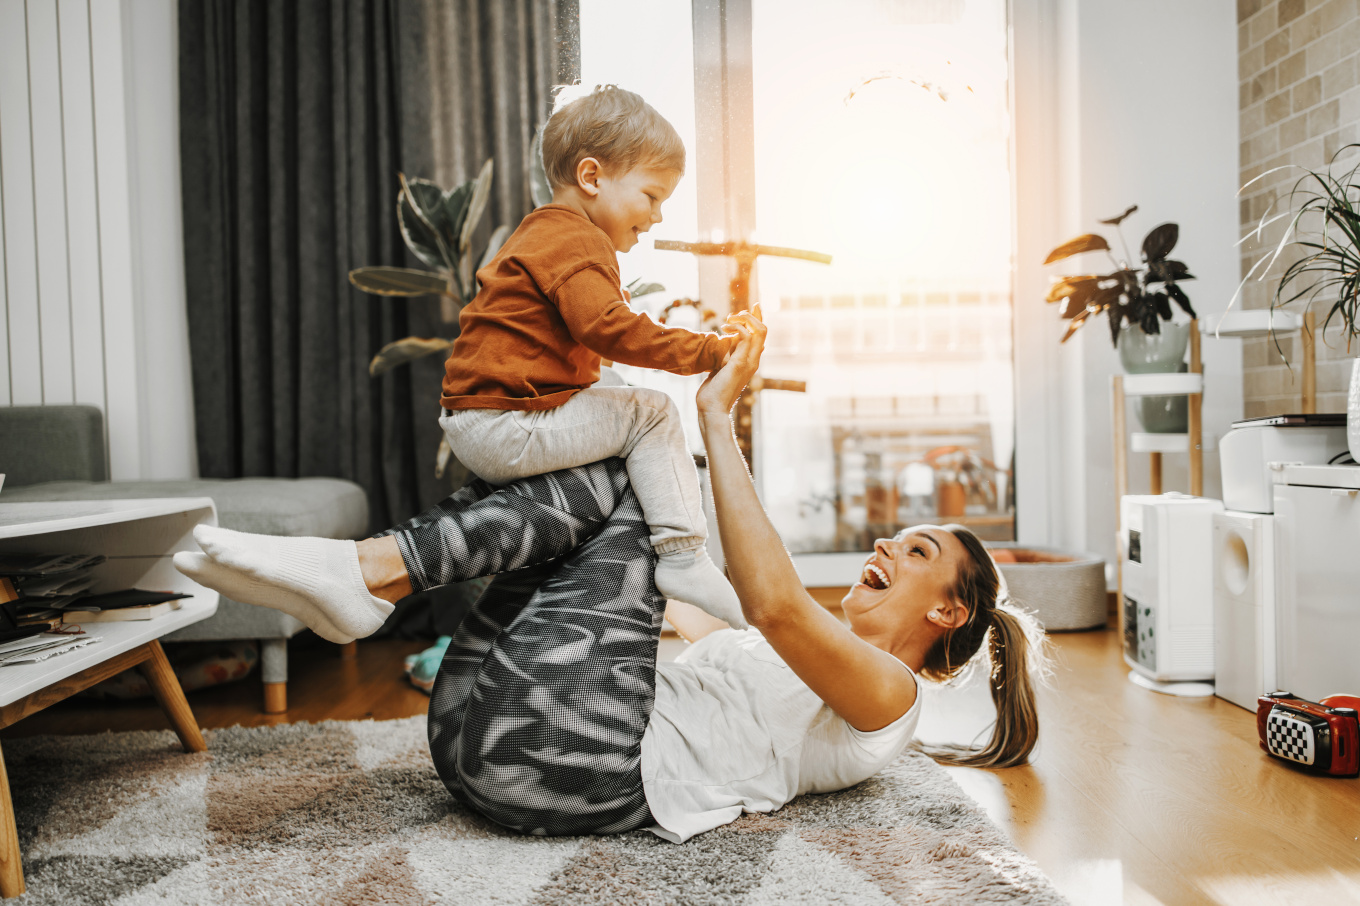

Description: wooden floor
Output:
[4,622,1359,905]
[918,629,1360,906]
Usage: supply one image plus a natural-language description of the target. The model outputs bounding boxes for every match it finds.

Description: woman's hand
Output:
[696,306,766,420]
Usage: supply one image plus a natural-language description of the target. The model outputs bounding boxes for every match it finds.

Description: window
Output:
[578,0,708,453]
[578,0,1016,554]
[750,0,1015,553]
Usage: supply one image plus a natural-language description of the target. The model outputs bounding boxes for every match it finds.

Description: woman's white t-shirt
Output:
[640,628,921,843]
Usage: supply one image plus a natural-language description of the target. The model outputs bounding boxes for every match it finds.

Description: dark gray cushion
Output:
[4,477,369,538]
[0,405,107,485]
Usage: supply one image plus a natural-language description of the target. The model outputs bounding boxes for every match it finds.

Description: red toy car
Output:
[1257,692,1360,777]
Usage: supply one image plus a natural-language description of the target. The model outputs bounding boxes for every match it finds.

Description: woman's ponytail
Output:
[916,528,1049,768]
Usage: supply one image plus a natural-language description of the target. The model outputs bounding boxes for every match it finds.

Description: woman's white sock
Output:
[654,547,747,629]
[191,525,393,641]
[173,551,353,644]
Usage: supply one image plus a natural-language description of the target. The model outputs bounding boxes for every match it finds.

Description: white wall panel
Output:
[27,0,75,404]
[1010,0,1242,562]
[1073,0,1241,568]
[0,79,8,408]
[1,0,194,480]
[88,0,141,479]
[0,0,43,405]
[125,0,196,480]
[57,0,105,412]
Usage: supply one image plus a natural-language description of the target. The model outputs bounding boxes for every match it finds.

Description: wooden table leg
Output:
[0,742,23,898]
[136,640,207,753]
[263,683,287,714]
[1149,451,1163,495]
[1112,375,1128,640]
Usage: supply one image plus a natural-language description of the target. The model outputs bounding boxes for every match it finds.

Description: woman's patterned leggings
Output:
[376,459,664,836]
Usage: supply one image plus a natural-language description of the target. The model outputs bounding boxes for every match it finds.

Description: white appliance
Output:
[1219,417,1347,513]
[1121,494,1223,684]
[1212,510,1276,709]
[1273,464,1360,702]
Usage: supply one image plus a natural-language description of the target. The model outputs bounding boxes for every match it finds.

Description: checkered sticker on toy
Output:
[1267,710,1318,766]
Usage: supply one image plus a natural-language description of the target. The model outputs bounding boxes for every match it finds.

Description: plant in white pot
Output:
[1244,145,1360,462]
[1043,206,1199,432]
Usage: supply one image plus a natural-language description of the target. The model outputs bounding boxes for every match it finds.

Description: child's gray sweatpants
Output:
[440,380,706,555]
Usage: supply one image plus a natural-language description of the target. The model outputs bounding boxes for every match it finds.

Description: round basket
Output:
[985,543,1107,631]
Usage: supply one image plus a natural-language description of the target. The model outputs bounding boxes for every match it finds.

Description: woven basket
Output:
[985,543,1107,631]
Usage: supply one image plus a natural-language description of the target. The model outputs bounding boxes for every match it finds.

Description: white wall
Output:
[1013,0,1241,567]
[123,0,197,480]
[0,0,195,480]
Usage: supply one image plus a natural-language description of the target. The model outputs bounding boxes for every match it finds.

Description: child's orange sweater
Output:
[441,204,730,412]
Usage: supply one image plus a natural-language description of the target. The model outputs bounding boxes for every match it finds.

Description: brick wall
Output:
[1238,0,1360,417]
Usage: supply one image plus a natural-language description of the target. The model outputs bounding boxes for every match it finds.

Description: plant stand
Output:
[1203,308,1317,414]
[1112,320,1204,640]
[1112,320,1205,499]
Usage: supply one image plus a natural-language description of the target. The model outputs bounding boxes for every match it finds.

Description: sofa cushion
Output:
[4,477,369,538]
[0,405,108,485]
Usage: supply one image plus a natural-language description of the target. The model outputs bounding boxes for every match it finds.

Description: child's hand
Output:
[697,307,765,417]
[720,307,756,335]
[717,305,754,360]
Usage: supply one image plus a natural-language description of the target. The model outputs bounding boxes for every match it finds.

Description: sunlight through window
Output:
[751,0,1016,552]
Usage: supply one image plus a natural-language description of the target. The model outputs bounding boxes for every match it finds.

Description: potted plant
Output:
[922,446,1000,518]
[1044,206,1198,431]
[1244,145,1360,462]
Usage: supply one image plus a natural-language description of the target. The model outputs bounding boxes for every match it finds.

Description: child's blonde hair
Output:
[541,84,685,192]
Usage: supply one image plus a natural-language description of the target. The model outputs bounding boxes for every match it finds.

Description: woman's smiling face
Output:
[841,525,970,637]
[585,162,680,252]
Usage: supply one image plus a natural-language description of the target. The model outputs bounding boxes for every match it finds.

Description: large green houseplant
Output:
[1243,144,1360,460]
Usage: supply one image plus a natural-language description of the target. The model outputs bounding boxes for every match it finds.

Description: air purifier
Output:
[1212,510,1276,710]
[1121,494,1223,685]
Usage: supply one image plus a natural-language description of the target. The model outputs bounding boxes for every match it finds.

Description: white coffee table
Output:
[0,498,220,898]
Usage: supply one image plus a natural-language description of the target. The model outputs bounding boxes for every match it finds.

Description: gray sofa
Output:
[0,405,370,712]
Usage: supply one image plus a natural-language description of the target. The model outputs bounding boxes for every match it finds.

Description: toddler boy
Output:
[439,84,744,627]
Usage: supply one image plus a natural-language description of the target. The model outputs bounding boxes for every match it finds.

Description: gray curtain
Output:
[178,0,578,534]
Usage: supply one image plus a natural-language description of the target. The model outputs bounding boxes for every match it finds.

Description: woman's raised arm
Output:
[697,310,916,732]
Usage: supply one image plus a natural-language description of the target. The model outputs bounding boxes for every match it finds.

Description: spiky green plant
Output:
[1239,144,1360,355]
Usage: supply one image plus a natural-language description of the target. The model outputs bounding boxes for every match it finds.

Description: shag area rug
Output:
[6,717,1068,905]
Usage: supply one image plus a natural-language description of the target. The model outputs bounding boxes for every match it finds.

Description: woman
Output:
[176,308,1043,843]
